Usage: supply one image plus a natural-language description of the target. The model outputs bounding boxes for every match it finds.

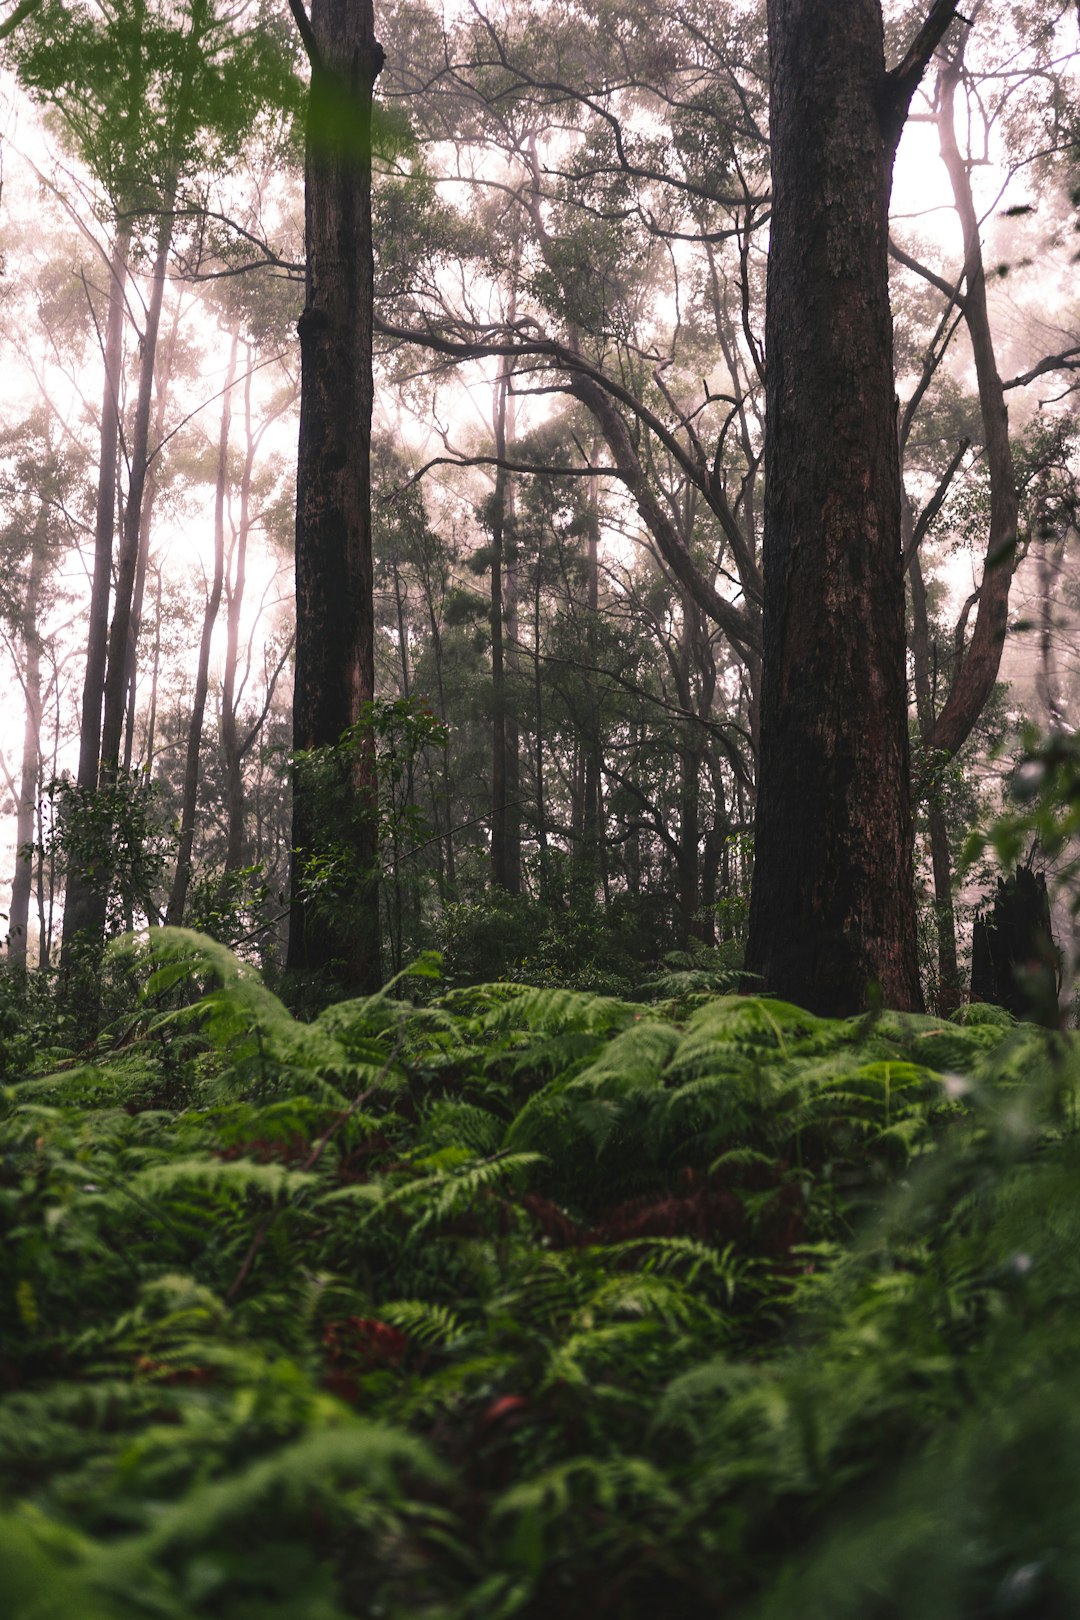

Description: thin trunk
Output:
[581,472,602,887]
[124,292,182,770]
[490,359,521,893]
[532,525,550,898]
[144,562,164,769]
[928,799,961,1015]
[60,222,130,963]
[926,19,1020,757]
[391,556,411,700]
[221,353,256,876]
[99,187,176,789]
[166,332,237,925]
[8,512,47,966]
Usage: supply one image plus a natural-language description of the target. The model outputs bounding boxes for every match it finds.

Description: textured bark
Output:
[287,0,383,992]
[745,0,924,1014]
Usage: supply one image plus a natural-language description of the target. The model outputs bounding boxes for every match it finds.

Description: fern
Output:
[5,933,1079,1619]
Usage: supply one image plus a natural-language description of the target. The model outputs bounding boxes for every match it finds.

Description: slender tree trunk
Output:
[926,20,1019,756]
[60,223,130,964]
[905,490,961,1014]
[166,332,237,925]
[144,563,164,769]
[100,188,176,790]
[532,522,550,898]
[221,354,256,877]
[287,0,384,993]
[746,0,934,1014]
[124,291,182,771]
[389,558,410,698]
[8,511,47,967]
[490,360,521,893]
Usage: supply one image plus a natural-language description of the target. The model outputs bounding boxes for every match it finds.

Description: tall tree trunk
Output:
[906,490,961,1014]
[8,510,47,967]
[745,0,951,1014]
[99,189,177,790]
[532,525,550,899]
[580,472,603,890]
[926,18,1019,756]
[124,291,182,771]
[490,360,521,893]
[60,222,129,964]
[166,332,237,925]
[286,0,384,993]
[221,354,257,877]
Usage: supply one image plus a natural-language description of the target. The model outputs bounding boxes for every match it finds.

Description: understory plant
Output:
[0,931,1076,1617]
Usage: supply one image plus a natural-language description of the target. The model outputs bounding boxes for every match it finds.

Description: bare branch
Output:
[1004,345,1080,390]
[882,0,968,153]
[284,0,321,73]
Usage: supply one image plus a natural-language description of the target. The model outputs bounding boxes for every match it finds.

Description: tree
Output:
[285,0,385,994]
[744,0,961,1015]
[7,0,301,979]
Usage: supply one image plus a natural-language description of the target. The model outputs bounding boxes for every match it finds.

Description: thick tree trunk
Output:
[746,0,924,1014]
[287,0,383,993]
[166,333,237,925]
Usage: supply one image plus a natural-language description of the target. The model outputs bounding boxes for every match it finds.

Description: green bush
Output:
[1,932,1077,1616]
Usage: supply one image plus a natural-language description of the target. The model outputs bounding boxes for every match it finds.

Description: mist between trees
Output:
[8,5,1080,1618]
[0,0,1077,1022]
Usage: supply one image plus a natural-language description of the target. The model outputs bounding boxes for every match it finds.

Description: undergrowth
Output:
[0,931,1076,1617]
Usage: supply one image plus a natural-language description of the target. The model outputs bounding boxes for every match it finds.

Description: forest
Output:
[2,0,1080,1614]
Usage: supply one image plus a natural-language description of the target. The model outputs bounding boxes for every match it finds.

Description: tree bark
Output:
[166,332,237,925]
[221,354,257,877]
[8,508,47,967]
[99,191,177,791]
[124,291,182,771]
[60,223,129,964]
[490,359,522,893]
[286,0,384,993]
[745,0,931,1014]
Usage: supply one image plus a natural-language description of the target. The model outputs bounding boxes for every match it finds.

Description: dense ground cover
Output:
[1,933,1077,1618]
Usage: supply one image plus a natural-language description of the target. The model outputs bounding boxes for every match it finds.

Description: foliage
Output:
[35,772,176,935]
[2,933,1078,1616]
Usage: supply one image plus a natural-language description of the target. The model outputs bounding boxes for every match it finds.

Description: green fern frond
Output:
[131,1157,316,1200]
[377,1299,464,1348]
[474,984,640,1037]
[493,1454,679,1522]
[100,1418,447,1566]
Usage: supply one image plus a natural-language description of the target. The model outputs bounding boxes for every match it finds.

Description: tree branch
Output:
[0,0,42,42]
[1004,345,1080,390]
[889,237,966,309]
[902,437,971,566]
[881,0,967,156]
[284,0,321,73]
